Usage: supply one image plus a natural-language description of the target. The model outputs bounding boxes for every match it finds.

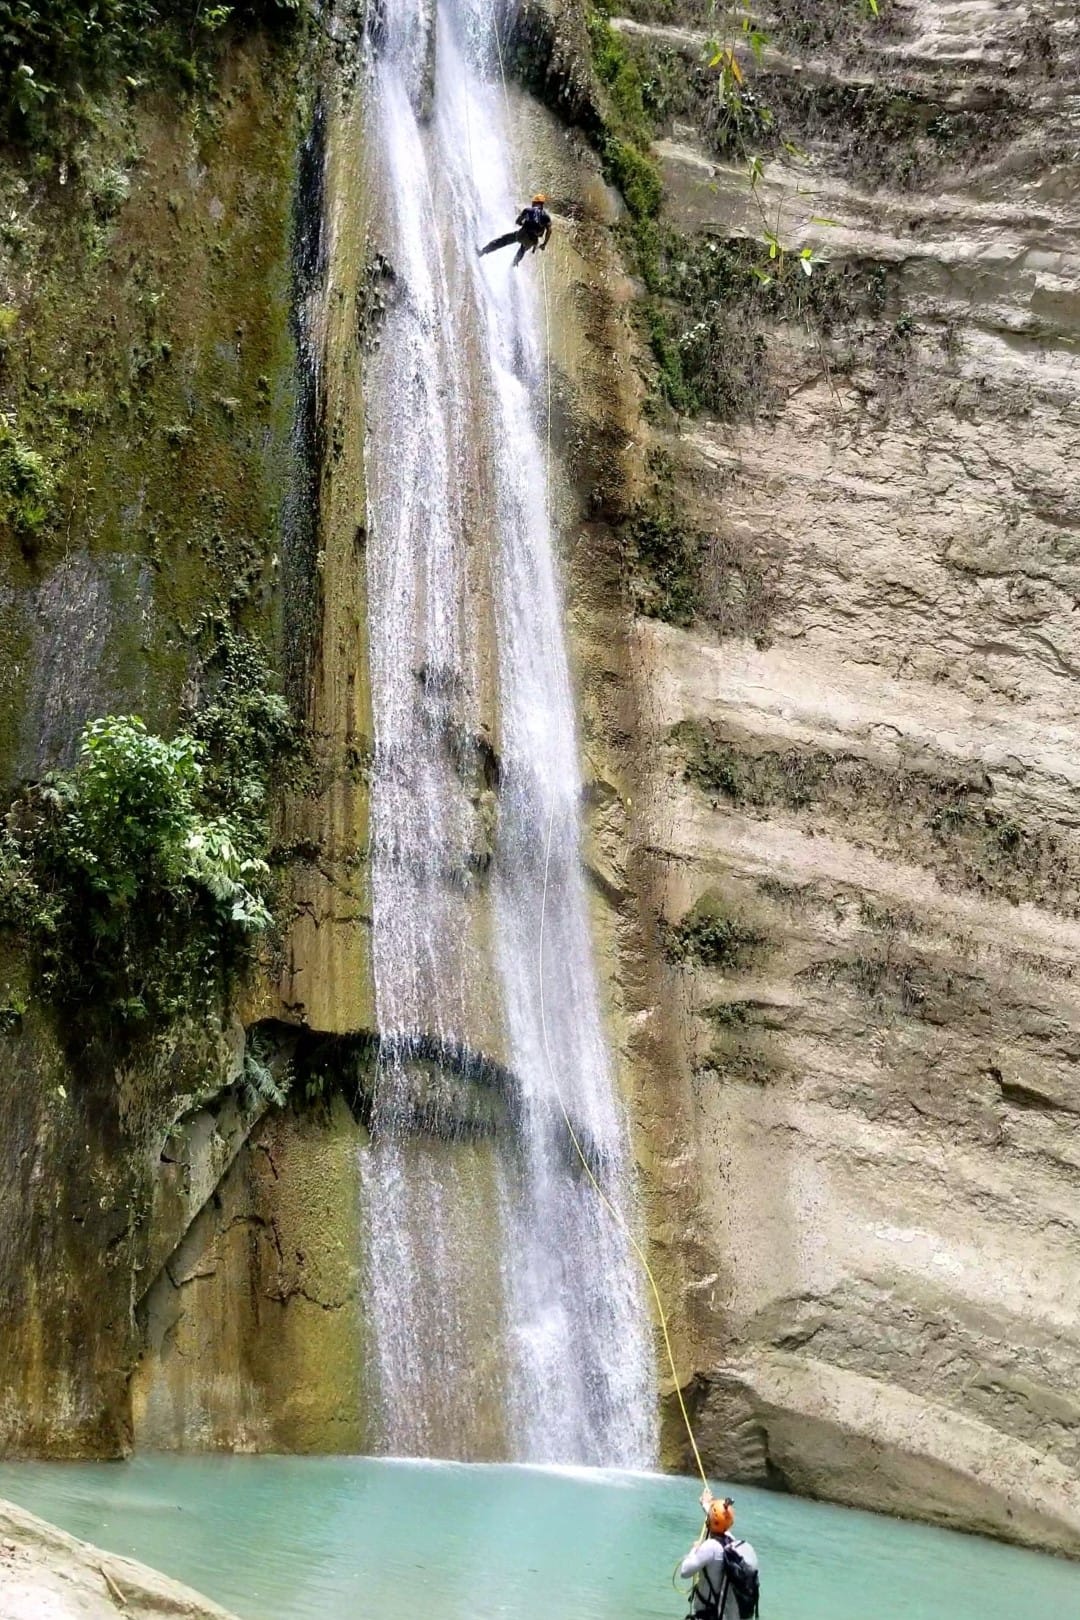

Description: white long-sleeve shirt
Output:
[680,1534,759,1618]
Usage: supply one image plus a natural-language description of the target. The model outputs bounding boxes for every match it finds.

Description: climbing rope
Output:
[486,3,712,1495]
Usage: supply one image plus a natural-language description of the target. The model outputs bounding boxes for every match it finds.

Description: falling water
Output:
[361,0,656,1467]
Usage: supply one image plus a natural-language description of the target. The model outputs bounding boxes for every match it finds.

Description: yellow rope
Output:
[487,1,711,1494]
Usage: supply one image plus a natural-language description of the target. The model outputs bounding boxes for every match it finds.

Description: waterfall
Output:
[360,0,656,1468]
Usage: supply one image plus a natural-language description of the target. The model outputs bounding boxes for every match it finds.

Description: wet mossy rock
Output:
[0,33,311,789]
[0,8,351,1457]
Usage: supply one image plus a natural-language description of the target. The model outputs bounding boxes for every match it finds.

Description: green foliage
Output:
[627,480,777,638]
[633,227,873,420]
[0,830,49,931]
[242,1028,292,1109]
[647,305,768,419]
[767,0,888,51]
[586,8,663,223]
[57,718,203,895]
[678,725,744,800]
[0,416,54,538]
[750,74,1014,193]
[706,999,750,1027]
[676,725,831,807]
[665,892,764,969]
[634,231,893,427]
[641,301,693,412]
[0,0,306,143]
[0,634,293,1031]
[603,136,662,221]
[0,988,27,1031]
[191,625,293,839]
[588,8,649,137]
[628,504,702,626]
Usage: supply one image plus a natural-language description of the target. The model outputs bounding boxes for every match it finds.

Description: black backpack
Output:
[690,1538,760,1620]
[722,1542,760,1619]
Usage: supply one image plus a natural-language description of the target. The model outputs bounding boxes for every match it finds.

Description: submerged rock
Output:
[0,1496,238,1619]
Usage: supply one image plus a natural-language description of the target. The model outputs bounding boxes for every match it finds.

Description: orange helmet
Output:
[707,1498,735,1536]
[532,193,547,205]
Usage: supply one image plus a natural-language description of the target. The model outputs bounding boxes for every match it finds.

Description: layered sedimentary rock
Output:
[532,0,1080,1555]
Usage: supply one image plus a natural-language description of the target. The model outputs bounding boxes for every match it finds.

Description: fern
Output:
[242,1034,292,1109]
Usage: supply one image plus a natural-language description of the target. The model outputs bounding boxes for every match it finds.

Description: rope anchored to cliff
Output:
[483,5,711,1493]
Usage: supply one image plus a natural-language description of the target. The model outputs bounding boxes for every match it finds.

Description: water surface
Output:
[0,1456,1077,1619]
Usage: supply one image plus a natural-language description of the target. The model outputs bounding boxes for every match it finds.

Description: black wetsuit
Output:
[479,203,552,266]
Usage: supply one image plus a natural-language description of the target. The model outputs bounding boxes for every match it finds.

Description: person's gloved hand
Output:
[699,1487,713,1514]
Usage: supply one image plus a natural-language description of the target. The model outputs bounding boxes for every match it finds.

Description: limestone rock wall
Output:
[549,0,1080,1556]
[132,1094,369,1453]
[0,19,375,1458]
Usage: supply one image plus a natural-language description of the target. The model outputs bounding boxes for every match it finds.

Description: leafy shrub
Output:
[0,0,306,142]
[628,505,703,626]
[0,417,53,538]
[0,633,294,1030]
[665,892,764,968]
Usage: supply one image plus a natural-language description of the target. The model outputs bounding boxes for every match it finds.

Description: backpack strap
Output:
[688,1566,729,1620]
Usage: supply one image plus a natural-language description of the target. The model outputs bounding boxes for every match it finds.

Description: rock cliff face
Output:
[0,19,375,1457]
[2,0,1079,1561]
[535,0,1080,1557]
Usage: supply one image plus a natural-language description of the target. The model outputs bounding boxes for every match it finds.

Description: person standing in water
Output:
[477,193,552,267]
[680,1491,760,1619]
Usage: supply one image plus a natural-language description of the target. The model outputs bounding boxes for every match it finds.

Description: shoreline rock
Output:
[0,1496,240,1620]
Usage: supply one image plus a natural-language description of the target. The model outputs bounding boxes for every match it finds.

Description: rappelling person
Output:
[477,194,552,267]
[680,1490,760,1619]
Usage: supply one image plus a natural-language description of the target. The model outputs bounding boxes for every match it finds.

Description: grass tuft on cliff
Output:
[665,891,764,969]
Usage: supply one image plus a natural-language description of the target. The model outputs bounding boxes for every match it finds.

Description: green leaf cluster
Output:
[0,0,305,142]
[665,892,764,970]
[0,415,54,538]
[0,633,294,1030]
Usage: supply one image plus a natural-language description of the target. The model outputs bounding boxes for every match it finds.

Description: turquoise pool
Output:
[0,1455,1077,1619]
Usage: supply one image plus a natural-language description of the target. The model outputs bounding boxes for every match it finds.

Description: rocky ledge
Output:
[0,1497,238,1620]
